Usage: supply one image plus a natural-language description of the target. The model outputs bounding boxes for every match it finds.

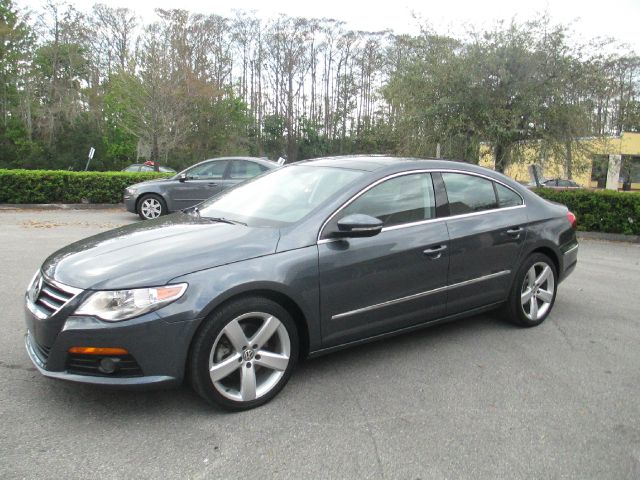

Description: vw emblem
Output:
[242,349,255,361]
[30,275,43,303]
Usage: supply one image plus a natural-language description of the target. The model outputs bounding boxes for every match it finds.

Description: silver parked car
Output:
[124,157,278,220]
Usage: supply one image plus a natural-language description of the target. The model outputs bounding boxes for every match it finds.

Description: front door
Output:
[169,160,230,210]
[318,172,450,348]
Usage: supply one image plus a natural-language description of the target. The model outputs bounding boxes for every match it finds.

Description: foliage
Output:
[534,188,640,235]
[0,1,638,170]
[0,169,170,204]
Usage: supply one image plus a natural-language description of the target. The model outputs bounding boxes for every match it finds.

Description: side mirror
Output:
[332,214,383,238]
[179,173,187,183]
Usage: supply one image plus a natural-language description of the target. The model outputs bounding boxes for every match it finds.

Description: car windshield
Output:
[197,165,364,226]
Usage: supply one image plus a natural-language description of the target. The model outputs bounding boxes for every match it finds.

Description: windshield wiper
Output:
[204,216,247,226]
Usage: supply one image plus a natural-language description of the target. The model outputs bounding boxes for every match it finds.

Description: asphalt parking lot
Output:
[1,207,639,479]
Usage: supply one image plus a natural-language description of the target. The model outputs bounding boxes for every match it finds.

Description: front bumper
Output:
[25,302,202,389]
[25,332,177,388]
[123,193,137,214]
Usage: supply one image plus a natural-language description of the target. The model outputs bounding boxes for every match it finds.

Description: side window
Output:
[495,183,523,207]
[341,173,435,228]
[442,173,497,215]
[186,160,228,179]
[229,161,267,179]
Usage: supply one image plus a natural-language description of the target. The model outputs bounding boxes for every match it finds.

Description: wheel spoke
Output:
[255,351,289,371]
[223,319,248,353]
[527,267,536,288]
[535,266,551,287]
[250,316,280,349]
[521,288,533,305]
[240,366,257,401]
[530,297,539,320]
[209,353,241,382]
[537,288,553,303]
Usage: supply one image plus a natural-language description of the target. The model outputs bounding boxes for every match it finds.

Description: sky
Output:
[17,0,640,53]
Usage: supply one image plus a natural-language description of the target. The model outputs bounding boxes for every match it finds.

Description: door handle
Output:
[506,227,523,237]
[207,183,218,187]
[423,245,447,259]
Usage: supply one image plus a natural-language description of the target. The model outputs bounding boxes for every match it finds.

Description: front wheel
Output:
[137,194,166,220]
[189,297,299,411]
[503,253,558,327]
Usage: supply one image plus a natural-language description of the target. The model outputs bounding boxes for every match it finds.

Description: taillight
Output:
[567,211,577,230]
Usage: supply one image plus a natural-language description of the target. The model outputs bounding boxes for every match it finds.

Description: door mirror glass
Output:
[333,214,383,238]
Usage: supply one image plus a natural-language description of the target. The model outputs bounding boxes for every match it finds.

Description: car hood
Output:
[42,213,280,290]
[129,177,175,189]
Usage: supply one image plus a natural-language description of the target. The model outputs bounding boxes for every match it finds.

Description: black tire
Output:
[137,193,167,220]
[189,296,299,411]
[503,252,558,327]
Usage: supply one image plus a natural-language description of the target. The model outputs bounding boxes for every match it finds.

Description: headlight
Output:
[125,187,137,195]
[75,284,187,321]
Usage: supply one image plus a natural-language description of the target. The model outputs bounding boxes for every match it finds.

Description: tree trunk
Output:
[494,142,508,173]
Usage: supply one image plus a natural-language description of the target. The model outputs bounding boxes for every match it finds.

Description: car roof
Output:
[296,155,493,175]
[197,156,278,168]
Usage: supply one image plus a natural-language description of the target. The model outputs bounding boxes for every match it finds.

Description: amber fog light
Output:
[68,347,129,355]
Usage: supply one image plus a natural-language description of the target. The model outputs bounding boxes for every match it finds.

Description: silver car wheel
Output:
[140,197,162,219]
[520,261,555,321]
[208,312,291,402]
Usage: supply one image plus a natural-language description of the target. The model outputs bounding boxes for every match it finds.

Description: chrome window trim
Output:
[331,270,511,320]
[317,168,525,242]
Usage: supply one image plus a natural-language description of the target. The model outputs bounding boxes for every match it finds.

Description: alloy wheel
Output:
[520,261,555,322]
[208,312,291,402]
[140,197,162,219]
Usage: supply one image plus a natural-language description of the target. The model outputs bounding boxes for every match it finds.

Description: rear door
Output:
[318,172,450,347]
[227,160,270,186]
[440,172,527,314]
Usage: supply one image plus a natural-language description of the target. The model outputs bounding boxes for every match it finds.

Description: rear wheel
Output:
[189,297,298,411]
[504,253,557,327]
[137,194,166,220]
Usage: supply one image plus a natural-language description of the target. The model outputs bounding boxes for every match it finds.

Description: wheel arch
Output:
[528,245,560,276]
[185,286,312,378]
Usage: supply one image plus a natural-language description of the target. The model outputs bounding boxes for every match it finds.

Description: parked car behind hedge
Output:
[124,157,279,220]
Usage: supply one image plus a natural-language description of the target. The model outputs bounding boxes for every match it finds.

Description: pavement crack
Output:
[550,317,575,350]
[0,360,36,372]
[335,365,385,479]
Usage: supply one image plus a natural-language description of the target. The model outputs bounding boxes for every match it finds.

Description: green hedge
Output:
[0,169,172,204]
[534,188,640,235]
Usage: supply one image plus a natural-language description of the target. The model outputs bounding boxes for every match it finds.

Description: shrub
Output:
[534,188,640,235]
[0,169,171,204]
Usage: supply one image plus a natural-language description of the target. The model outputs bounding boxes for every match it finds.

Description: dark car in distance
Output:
[25,156,578,411]
[122,163,177,174]
[124,156,278,220]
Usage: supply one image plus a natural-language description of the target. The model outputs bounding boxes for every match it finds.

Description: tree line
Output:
[1,0,638,173]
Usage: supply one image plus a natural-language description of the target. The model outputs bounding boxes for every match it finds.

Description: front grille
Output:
[66,354,144,377]
[28,273,82,319]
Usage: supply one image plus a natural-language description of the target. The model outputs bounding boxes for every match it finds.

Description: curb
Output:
[576,231,639,244]
[0,203,123,210]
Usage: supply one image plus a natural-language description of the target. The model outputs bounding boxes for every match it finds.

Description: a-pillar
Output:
[606,154,622,190]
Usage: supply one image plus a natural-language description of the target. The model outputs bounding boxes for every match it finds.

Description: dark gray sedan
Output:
[124,156,278,220]
[25,157,578,410]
